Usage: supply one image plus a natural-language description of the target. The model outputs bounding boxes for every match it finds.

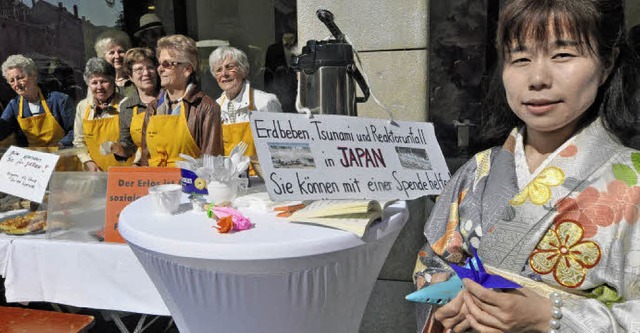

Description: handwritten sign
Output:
[105,167,181,243]
[250,113,450,201]
[0,146,59,203]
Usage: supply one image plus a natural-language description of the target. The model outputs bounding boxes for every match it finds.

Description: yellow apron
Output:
[130,106,146,147]
[146,102,201,167]
[82,102,133,170]
[221,88,257,157]
[17,89,65,147]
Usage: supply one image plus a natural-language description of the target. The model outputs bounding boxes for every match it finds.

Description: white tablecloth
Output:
[119,195,409,333]
[0,209,35,277]
[3,238,170,315]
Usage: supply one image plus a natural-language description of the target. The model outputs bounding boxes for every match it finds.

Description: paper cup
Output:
[148,184,183,214]
[207,181,238,204]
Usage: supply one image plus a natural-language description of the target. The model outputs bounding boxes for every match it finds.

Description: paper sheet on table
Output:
[0,146,59,203]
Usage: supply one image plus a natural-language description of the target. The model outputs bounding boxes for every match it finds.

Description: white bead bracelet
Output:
[548,291,563,333]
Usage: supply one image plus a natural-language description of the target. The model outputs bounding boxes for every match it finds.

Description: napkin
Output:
[99,141,114,155]
[405,247,520,304]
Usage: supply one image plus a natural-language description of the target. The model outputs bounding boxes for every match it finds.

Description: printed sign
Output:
[0,146,59,203]
[250,113,450,201]
[105,167,181,243]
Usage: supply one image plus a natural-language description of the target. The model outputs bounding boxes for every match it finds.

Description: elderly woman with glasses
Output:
[0,54,75,148]
[73,57,132,172]
[110,48,159,164]
[209,46,282,159]
[94,29,135,96]
[139,34,223,167]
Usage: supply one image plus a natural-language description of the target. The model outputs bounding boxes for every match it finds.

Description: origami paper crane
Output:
[405,247,521,305]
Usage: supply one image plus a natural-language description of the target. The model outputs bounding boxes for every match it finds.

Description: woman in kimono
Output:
[413,0,640,332]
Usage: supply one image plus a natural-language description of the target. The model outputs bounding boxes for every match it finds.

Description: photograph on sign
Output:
[250,112,450,201]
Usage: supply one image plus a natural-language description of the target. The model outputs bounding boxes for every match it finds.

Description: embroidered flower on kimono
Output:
[599,180,640,225]
[431,202,464,259]
[529,220,602,288]
[510,166,565,206]
[554,187,614,238]
[559,144,578,158]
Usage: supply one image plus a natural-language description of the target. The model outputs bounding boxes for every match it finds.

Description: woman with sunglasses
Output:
[139,34,223,167]
[110,48,160,164]
[73,58,133,171]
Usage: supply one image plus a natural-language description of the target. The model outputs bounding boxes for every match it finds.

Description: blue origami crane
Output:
[405,247,521,305]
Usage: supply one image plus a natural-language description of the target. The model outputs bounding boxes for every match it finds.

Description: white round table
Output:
[119,194,408,333]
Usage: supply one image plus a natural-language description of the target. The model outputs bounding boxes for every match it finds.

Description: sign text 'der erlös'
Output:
[250,112,450,201]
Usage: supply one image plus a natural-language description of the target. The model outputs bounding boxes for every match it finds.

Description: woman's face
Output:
[88,74,115,103]
[157,49,192,90]
[104,43,126,70]
[130,58,157,93]
[213,56,244,95]
[502,31,609,138]
[5,68,37,98]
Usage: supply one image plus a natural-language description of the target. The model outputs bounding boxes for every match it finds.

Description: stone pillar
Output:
[297,1,429,332]
[297,0,428,122]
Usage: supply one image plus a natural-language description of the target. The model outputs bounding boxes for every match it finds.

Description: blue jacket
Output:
[0,89,75,147]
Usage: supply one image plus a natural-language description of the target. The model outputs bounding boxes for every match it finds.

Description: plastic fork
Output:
[229,141,249,158]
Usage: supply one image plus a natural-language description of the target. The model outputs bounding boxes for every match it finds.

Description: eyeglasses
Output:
[131,65,157,75]
[214,63,238,76]
[159,61,184,69]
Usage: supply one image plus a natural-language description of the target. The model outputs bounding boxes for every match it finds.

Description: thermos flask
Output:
[291,9,370,116]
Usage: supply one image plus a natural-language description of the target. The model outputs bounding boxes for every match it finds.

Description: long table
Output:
[3,237,169,316]
[0,190,168,315]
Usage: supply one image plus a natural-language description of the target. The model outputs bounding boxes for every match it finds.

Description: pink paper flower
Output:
[212,207,253,231]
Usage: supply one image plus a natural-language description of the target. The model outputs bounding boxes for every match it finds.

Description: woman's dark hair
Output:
[479,0,639,147]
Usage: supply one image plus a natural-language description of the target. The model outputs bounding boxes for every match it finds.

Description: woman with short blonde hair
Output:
[0,54,75,148]
[94,29,133,90]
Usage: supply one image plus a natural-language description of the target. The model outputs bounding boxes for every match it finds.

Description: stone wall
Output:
[296,1,429,332]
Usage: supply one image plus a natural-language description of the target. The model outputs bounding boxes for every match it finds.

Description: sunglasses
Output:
[159,61,184,69]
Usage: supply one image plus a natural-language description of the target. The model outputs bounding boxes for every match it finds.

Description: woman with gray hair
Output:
[0,54,74,147]
[94,29,134,94]
[139,34,223,166]
[73,57,132,171]
[209,45,281,159]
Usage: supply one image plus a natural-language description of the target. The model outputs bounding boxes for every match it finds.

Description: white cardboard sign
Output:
[250,112,450,201]
[0,146,59,203]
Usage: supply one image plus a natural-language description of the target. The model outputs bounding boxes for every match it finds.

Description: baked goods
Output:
[0,211,48,235]
[0,194,31,212]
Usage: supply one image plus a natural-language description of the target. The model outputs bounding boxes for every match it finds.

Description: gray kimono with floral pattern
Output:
[414,119,640,332]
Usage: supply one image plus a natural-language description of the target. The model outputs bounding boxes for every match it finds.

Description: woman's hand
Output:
[462,278,552,332]
[83,161,103,172]
[427,272,471,332]
[109,142,125,157]
[434,291,470,332]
